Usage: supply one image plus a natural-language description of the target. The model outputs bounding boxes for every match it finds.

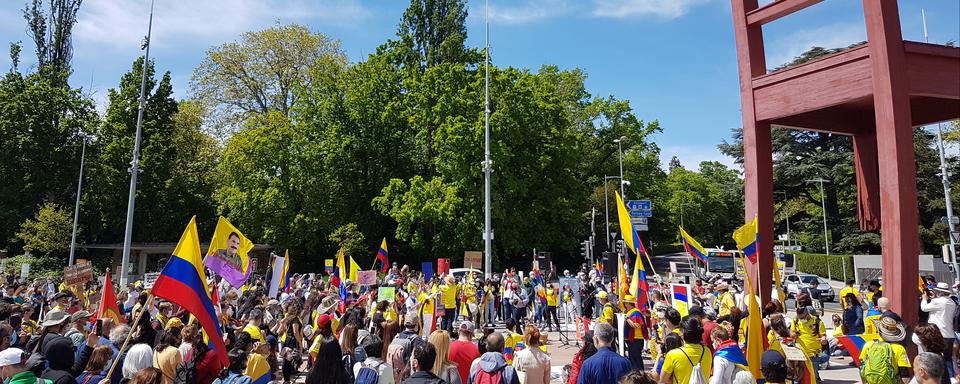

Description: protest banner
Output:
[204,216,254,288]
[63,262,92,286]
[143,272,160,289]
[324,259,334,274]
[463,251,482,269]
[357,270,378,286]
[377,287,396,302]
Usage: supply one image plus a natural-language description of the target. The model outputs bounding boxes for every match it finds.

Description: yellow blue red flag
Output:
[616,192,650,310]
[733,216,759,264]
[152,217,229,367]
[742,252,764,381]
[376,238,389,273]
[245,353,272,384]
[679,226,709,264]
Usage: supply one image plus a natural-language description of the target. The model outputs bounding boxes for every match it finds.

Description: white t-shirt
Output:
[124,290,139,308]
[353,357,395,384]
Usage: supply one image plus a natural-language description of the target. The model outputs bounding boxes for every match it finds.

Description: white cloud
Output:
[659,144,738,172]
[591,0,711,19]
[485,0,574,24]
[74,0,370,50]
[765,23,866,69]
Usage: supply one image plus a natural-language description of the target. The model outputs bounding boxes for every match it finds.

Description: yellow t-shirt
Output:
[662,343,713,383]
[601,303,615,324]
[546,288,558,306]
[767,330,783,355]
[790,317,826,357]
[440,284,458,309]
[717,292,736,317]
[242,323,266,343]
[465,285,477,304]
[418,291,435,315]
[385,306,398,322]
[860,341,911,368]
[838,286,858,309]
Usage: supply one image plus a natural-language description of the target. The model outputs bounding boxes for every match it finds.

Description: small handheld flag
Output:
[376,239,389,273]
[93,270,122,324]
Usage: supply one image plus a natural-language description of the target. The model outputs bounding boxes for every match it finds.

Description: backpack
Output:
[355,361,382,384]
[950,297,960,332]
[680,347,707,384]
[859,341,899,384]
[342,354,355,383]
[473,368,504,384]
[173,359,196,384]
[388,333,423,382]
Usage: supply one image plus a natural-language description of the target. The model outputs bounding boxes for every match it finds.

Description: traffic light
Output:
[580,241,590,260]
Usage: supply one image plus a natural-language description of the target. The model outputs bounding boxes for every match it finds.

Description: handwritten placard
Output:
[357,270,378,286]
[377,287,396,302]
[63,262,92,286]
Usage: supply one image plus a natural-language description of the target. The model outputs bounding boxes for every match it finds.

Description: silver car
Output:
[783,274,836,302]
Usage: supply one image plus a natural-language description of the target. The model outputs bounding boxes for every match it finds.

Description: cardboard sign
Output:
[377,287,396,302]
[63,263,92,286]
[463,251,483,269]
[324,259,334,274]
[143,272,160,289]
[782,345,808,362]
[671,284,692,318]
[20,263,30,279]
[357,270,378,286]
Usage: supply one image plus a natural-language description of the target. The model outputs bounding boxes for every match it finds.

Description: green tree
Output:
[84,57,186,243]
[22,0,83,84]
[15,202,73,257]
[191,24,347,138]
[396,0,471,72]
[329,223,367,262]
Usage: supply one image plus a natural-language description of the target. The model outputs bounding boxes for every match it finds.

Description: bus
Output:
[705,249,742,280]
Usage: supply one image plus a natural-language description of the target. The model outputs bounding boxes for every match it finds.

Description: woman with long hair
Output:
[427,330,462,384]
[279,302,303,384]
[766,314,792,355]
[213,349,252,384]
[189,334,221,384]
[128,367,163,384]
[75,345,113,384]
[512,325,550,384]
[305,328,349,384]
[841,293,864,335]
[650,333,682,382]
[152,329,183,384]
[380,321,400,361]
[340,323,359,382]
[567,331,598,384]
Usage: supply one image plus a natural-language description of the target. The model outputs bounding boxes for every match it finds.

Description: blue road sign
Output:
[626,200,652,211]
[629,210,653,218]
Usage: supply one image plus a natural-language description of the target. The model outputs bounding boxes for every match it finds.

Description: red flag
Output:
[94,270,123,324]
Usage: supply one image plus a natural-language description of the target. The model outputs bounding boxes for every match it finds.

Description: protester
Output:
[860,316,912,383]
[448,322,479,382]
[659,317,712,384]
[0,348,51,384]
[128,368,162,384]
[790,306,825,382]
[921,283,956,377]
[427,330,460,384]
[842,292,865,335]
[152,329,182,384]
[650,333,681,382]
[912,352,944,384]
[212,350,251,384]
[122,344,155,384]
[402,343,443,384]
[576,323,630,384]
[567,331,596,384]
[621,295,645,371]
[75,345,112,384]
[511,325,549,384]
[760,350,788,384]
[468,332,519,384]
[354,334,394,384]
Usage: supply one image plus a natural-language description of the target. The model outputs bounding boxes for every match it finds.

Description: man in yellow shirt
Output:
[790,307,826,382]
[545,284,560,332]
[860,316,912,381]
[715,283,736,318]
[439,275,458,333]
[418,283,439,338]
[242,308,267,343]
[838,280,860,310]
[597,291,615,328]
[660,317,713,384]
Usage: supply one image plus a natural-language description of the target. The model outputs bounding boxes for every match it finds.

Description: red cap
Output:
[317,314,332,330]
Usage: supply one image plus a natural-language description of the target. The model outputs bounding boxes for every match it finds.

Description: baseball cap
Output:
[595,291,608,299]
[316,314,332,331]
[403,315,420,328]
[761,349,786,371]
[688,306,705,318]
[459,321,476,334]
[0,348,24,367]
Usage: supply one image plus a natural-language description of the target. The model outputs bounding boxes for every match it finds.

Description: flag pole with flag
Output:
[733,216,759,264]
[679,226,709,265]
[93,270,123,324]
[615,191,650,310]
[376,238,389,273]
[739,250,765,381]
[151,217,230,367]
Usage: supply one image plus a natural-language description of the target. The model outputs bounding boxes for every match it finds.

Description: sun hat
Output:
[403,315,420,328]
[319,296,338,314]
[41,309,70,327]
[874,316,906,342]
[70,310,92,323]
[933,282,952,294]
[459,321,476,334]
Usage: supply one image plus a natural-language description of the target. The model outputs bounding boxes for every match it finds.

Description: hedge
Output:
[790,251,855,281]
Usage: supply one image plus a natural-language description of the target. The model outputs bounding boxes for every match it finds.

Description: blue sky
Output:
[1,0,957,169]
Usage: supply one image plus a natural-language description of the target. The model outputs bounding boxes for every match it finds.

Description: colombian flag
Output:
[93,270,122,324]
[679,227,709,264]
[733,216,759,264]
[617,192,650,310]
[742,252,764,381]
[152,217,229,367]
[245,353,272,384]
[278,250,290,294]
[837,334,882,365]
[376,239,389,273]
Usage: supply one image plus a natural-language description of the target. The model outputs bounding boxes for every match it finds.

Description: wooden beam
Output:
[746,0,823,26]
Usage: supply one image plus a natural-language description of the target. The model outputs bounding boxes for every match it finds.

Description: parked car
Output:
[783,274,836,302]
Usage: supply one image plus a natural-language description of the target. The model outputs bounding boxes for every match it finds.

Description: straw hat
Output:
[874,316,906,342]
[319,295,338,314]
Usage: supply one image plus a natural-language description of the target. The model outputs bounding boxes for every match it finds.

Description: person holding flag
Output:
[622,294,647,371]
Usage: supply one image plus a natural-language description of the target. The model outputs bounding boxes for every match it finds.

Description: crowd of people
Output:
[0,262,954,384]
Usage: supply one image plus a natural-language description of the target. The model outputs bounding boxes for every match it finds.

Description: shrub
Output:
[2,253,65,279]
[790,251,854,281]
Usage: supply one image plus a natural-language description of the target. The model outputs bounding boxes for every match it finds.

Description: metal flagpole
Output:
[483,0,493,279]
[68,134,88,266]
[120,0,155,286]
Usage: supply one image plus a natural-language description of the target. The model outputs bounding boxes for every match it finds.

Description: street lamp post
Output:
[807,177,838,280]
[482,0,493,279]
[614,137,626,198]
[120,0,155,286]
[68,133,90,266]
